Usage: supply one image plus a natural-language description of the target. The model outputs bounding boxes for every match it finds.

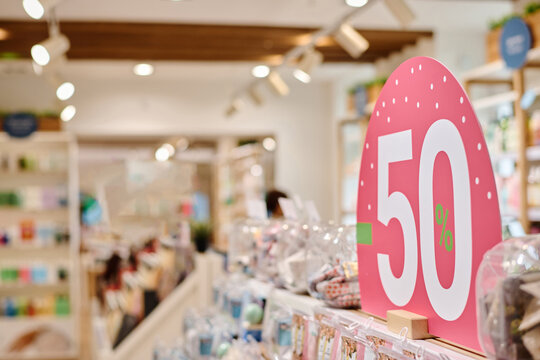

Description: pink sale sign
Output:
[356,57,502,351]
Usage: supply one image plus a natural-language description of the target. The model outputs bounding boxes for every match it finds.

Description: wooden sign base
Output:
[386,310,431,340]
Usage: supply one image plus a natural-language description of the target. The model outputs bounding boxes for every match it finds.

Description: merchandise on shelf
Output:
[477,235,540,359]
[0,221,69,247]
[0,294,70,317]
[0,149,68,173]
[306,224,361,309]
[0,261,69,285]
[276,220,309,293]
[0,185,68,210]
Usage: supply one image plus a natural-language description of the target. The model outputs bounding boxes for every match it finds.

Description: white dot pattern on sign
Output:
[382,101,386,108]
[477,143,482,151]
[460,97,464,104]
[430,83,433,90]
[370,163,374,169]
[366,143,369,149]
[443,75,447,82]
[361,180,364,186]
[462,116,466,123]
[395,79,398,85]
[387,116,390,123]
[368,204,371,210]
[411,67,414,74]
[475,177,479,185]
[405,96,408,102]
[487,192,492,200]
[392,98,395,104]
[376,111,379,117]
[417,101,420,108]
[436,102,439,109]
[419,64,422,70]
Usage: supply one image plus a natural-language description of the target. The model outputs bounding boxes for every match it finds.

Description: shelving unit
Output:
[0,132,80,360]
[462,46,540,232]
[337,117,369,224]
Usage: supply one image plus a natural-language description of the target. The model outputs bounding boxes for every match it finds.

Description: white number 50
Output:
[377,119,472,321]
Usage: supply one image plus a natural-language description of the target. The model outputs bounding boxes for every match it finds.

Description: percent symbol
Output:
[435,203,454,252]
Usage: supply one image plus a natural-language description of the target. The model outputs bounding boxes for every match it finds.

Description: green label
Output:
[357,222,372,245]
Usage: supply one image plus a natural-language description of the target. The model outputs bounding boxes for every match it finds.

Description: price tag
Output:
[246,199,268,220]
[279,198,298,221]
[304,200,321,223]
[356,57,502,351]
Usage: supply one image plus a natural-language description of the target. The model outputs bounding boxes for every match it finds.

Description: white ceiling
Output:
[0,0,512,31]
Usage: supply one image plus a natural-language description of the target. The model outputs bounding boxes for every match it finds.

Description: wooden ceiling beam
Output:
[0,20,433,63]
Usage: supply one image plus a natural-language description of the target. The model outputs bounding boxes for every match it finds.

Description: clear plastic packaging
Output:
[307,225,361,308]
[227,219,263,275]
[255,220,281,283]
[276,221,309,292]
[477,235,540,360]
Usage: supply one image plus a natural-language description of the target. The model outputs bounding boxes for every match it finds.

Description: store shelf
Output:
[0,171,68,188]
[528,146,540,162]
[529,207,540,222]
[0,208,69,223]
[0,246,70,259]
[0,283,69,296]
[471,90,517,110]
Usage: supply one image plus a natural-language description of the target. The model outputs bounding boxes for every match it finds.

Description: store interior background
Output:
[0,0,537,359]
[0,0,515,222]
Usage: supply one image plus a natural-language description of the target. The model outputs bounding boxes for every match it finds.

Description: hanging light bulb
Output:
[60,105,76,122]
[22,0,62,20]
[56,81,75,101]
[334,23,369,59]
[266,71,289,97]
[31,34,70,66]
[251,65,270,78]
[345,0,368,7]
[293,48,323,84]
[162,143,175,157]
[155,146,170,162]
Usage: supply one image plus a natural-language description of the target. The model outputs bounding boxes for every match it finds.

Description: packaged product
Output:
[307,225,361,308]
[477,235,540,360]
[276,220,309,292]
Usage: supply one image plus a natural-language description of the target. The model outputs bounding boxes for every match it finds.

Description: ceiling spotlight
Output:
[266,71,290,97]
[22,0,61,20]
[248,85,264,106]
[262,137,276,152]
[32,61,43,76]
[176,137,189,152]
[345,0,368,7]
[252,65,270,78]
[334,23,369,59]
[155,146,170,162]
[56,81,75,101]
[60,105,76,122]
[293,48,323,84]
[250,164,263,177]
[384,0,415,28]
[133,63,154,76]
[162,143,175,157]
[31,34,70,66]
[225,98,245,118]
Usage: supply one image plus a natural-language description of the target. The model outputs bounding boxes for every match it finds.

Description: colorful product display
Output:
[0,262,69,285]
[0,295,70,317]
[0,150,68,173]
[0,221,69,247]
[307,225,360,309]
[0,186,68,210]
